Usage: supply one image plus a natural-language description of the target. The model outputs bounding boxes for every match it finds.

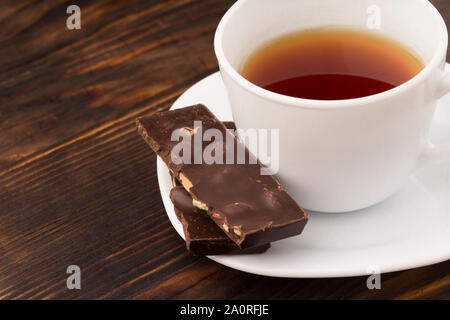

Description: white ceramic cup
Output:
[214,0,450,213]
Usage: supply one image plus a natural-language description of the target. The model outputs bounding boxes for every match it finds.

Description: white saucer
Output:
[157,72,450,278]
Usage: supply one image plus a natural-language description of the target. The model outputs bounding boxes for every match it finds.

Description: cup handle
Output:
[417,62,450,168]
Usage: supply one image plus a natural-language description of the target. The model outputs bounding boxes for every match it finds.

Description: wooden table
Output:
[0,0,448,300]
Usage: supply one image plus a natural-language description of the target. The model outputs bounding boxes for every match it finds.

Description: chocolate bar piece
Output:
[168,120,269,255]
[170,186,270,255]
[170,121,237,221]
[136,104,308,248]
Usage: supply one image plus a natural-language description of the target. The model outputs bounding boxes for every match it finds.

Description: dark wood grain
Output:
[0,0,448,300]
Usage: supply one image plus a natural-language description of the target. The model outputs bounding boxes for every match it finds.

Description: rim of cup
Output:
[214,0,449,109]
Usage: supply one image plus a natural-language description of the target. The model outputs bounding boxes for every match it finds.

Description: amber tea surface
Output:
[240,28,424,100]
